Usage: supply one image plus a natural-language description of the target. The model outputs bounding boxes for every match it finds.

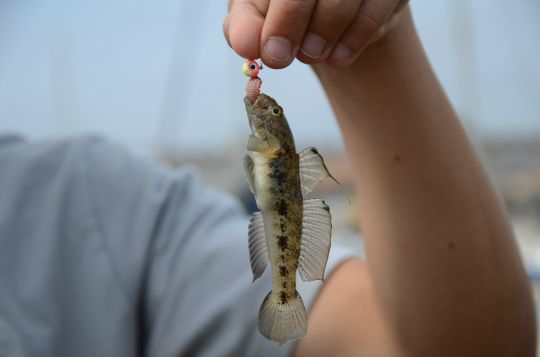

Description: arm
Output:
[296,8,535,356]
[225,2,535,355]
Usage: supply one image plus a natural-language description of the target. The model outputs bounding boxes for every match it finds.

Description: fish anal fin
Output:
[298,147,339,197]
[299,199,332,282]
[248,212,268,282]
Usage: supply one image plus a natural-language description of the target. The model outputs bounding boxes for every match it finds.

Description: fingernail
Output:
[330,44,351,63]
[264,37,292,62]
[301,33,326,59]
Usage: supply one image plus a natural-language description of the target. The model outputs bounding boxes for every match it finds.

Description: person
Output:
[0,1,535,356]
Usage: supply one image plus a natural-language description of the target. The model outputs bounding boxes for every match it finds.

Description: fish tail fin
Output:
[258,290,307,345]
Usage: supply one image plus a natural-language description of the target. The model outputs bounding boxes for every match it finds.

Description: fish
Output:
[243,92,337,345]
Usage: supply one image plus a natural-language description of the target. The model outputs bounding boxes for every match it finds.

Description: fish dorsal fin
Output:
[298,147,339,197]
[248,212,268,282]
[299,199,332,282]
[243,155,255,194]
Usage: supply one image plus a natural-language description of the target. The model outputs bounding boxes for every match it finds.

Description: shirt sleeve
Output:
[83,137,360,357]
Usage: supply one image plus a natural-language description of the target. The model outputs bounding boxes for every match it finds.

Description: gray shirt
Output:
[0,136,355,357]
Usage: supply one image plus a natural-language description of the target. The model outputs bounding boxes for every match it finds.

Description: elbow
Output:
[501,280,536,357]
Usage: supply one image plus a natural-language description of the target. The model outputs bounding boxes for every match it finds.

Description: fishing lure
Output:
[243,60,263,103]
[242,59,261,78]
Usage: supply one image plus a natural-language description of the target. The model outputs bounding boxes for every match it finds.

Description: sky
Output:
[0,0,539,155]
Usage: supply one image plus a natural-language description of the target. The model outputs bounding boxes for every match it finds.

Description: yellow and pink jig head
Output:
[243,59,263,103]
[242,59,262,78]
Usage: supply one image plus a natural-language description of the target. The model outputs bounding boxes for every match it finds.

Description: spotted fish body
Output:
[244,93,336,345]
[252,101,302,308]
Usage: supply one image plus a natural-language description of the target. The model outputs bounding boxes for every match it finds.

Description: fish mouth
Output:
[244,93,263,110]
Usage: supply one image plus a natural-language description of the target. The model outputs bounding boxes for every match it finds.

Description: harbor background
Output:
[1,0,539,351]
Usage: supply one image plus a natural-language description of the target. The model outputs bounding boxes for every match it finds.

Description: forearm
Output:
[314,8,534,356]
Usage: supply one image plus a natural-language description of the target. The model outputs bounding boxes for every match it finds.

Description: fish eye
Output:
[272,107,281,116]
[250,64,257,70]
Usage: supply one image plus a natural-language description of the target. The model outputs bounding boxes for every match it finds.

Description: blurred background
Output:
[1,0,539,349]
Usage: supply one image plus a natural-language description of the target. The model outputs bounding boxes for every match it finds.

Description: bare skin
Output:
[296,9,536,357]
[224,0,405,68]
[226,2,536,356]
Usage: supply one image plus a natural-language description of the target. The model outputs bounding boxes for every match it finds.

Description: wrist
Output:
[310,5,447,135]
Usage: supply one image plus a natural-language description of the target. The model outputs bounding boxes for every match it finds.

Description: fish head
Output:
[244,93,291,147]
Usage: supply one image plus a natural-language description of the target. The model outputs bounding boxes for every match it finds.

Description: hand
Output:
[223,0,407,69]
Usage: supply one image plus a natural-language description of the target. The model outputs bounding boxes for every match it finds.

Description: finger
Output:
[297,0,363,64]
[327,0,399,67]
[223,15,232,48]
[225,0,268,60]
[260,0,317,69]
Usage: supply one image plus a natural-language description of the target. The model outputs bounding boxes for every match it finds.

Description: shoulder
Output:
[0,135,119,206]
[0,135,102,172]
[0,135,145,185]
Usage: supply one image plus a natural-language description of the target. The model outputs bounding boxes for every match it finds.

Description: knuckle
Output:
[308,1,357,37]
[322,0,349,11]
[325,4,352,20]
[355,8,381,33]
[310,18,345,38]
[277,0,315,13]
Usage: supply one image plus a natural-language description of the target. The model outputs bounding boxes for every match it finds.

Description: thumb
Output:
[224,1,266,60]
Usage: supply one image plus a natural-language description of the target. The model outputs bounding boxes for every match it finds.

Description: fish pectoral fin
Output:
[248,211,268,282]
[243,155,255,194]
[298,147,339,197]
[247,134,280,153]
[299,199,332,282]
[265,132,280,151]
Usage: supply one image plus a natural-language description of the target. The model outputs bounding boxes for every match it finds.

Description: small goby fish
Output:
[244,93,337,345]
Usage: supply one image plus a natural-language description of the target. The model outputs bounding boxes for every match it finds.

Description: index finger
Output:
[260,0,317,68]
